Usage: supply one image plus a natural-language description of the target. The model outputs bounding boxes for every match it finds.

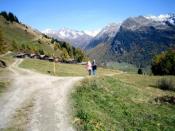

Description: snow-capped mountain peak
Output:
[85,23,121,49]
[146,14,175,24]
[43,28,91,39]
[56,28,86,39]
[96,23,121,38]
[42,28,56,34]
[42,28,94,49]
[84,29,101,37]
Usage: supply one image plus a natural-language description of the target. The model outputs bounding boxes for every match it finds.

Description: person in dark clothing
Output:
[92,59,97,76]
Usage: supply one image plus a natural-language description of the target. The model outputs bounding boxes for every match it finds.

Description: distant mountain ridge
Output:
[43,28,95,49]
[42,14,175,67]
[85,23,121,50]
[146,14,175,23]
[87,14,175,66]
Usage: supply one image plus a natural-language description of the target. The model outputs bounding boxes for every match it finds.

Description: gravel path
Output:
[0,59,83,131]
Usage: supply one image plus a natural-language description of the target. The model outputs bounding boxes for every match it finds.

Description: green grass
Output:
[0,17,33,42]
[19,58,119,76]
[71,74,175,130]
[106,62,152,74]
[0,16,62,57]
[106,62,138,73]
[115,73,175,93]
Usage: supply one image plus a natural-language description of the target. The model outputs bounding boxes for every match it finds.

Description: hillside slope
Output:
[86,23,120,50]
[0,12,86,62]
[72,75,175,130]
[111,15,175,66]
[0,15,60,55]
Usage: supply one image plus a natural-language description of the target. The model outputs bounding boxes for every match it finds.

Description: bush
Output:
[151,49,175,75]
[155,96,175,105]
[138,68,143,74]
[157,78,175,91]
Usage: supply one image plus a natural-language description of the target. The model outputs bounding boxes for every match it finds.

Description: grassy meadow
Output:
[106,62,152,74]
[106,62,138,73]
[19,58,119,76]
[71,74,175,130]
[1,55,175,130]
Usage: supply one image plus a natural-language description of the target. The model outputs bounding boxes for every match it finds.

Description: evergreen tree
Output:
[14,15,19,23]
[51,38,55,44]
[8,12,15,22]
[74,48,85,62]
[39,49,44,55]
[61,48,70,61]
[138,68,143,74]
[0,11,19,23]
[0,11,9,21]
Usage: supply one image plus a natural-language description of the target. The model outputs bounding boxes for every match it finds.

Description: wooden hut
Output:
[48,56,54,62]
[65,58,77,64]
[16,53,26,58]
[39,55,49,60]
[30,53,40,59]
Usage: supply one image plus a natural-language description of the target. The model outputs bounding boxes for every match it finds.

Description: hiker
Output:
[86,60,92,75]
[92,59,97,76]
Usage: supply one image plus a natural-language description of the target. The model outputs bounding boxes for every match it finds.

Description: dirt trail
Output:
[0,59,83,131]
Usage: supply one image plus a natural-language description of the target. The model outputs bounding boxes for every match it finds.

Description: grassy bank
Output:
[71,74,175,130]
[0,53,14,65]
[0,81,9,94]
[0,53,14,95]
[19,58,119,76]
[0,53,14,75]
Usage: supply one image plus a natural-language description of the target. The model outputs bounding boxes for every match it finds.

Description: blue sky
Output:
[0,0,175,31]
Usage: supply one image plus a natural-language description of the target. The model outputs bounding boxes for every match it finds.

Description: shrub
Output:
[151,49,175,75]
[138,68,143,74]
[157,78,175,91]
[155,96,175,105]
